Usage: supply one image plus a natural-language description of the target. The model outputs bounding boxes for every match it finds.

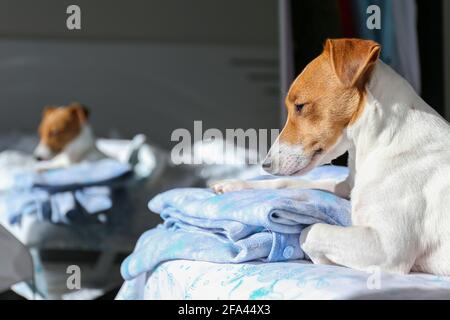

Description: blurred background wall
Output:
[0,0,280,149]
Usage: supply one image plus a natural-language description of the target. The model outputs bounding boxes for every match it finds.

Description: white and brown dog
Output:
[33,102,105,170]
[212,38,450,276]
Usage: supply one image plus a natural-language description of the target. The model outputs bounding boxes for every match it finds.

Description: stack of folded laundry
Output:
[120,166,352,284]
[3,159,133,225]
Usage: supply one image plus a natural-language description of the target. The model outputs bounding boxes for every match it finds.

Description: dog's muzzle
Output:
[33,142,55,161]
[262,142,312,176]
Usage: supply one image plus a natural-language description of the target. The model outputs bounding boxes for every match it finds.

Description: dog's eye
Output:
[295,103,305,113]
[50,129,60,136]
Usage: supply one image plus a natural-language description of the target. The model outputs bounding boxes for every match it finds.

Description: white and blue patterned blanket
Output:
[120,166,352,289]
[117,260,450,300]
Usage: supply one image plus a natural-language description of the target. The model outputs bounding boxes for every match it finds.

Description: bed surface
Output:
[117,260,450,300]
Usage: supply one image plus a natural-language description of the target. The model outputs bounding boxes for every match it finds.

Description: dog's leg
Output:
[300,223,413,274]
[211,178,351,198]
[210,178,304,193]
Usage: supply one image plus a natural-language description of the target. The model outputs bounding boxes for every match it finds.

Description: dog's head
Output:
[34,102,90,160]
[263,38,381,175]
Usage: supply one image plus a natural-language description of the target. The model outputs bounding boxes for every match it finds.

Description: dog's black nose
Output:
[262,160,272,169]
[34,155,43,161]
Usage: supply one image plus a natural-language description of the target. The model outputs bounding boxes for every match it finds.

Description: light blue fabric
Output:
[13,159,132,190]
[121,166,351,281]
[3,159,132,225]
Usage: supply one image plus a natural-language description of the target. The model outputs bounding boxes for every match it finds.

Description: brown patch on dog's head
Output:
[263,38,380,175]
[281,38,380,155]
[36,102,89,158]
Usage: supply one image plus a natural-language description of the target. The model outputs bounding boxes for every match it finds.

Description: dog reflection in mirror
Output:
[34,102,105,170]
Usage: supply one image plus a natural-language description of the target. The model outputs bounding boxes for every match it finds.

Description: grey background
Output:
[444,0,450,120]
[0,0,281,149]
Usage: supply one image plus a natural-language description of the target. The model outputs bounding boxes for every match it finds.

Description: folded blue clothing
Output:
[13,159,132,191]
[121,166,351,281]
[4,159,132,225]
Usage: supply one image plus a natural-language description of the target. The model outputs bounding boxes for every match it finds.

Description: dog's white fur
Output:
[34,124,105,170]
[212,60,450,276]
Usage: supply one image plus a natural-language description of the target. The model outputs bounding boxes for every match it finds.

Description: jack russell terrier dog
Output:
[212,38,450,276]
[33,102,105,170]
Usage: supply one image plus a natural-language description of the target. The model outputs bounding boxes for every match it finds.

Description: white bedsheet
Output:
[117,260,450,300]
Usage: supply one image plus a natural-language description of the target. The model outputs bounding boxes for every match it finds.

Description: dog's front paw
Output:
[210,180,252,194]
[300,225,333,265]
[33,162,51,172]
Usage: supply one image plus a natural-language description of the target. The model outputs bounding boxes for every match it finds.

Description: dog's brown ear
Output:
[69,102,90,123]
[42,105,57,117]
[325,38,381,89]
